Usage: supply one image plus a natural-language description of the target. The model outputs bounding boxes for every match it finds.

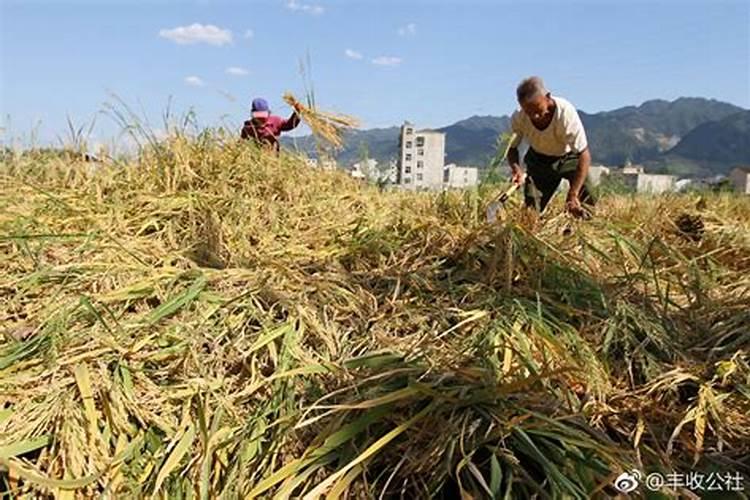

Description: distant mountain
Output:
[283,115,512,167]
[666,110,750,164]
[285,126,400,167]
[437,115,511,166]
[283,97,746,176]
[580,98,745,166]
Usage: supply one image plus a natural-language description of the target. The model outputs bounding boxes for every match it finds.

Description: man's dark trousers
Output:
[523,147,596,212]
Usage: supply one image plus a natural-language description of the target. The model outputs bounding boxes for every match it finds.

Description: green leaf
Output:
[0,459,99,490]
[302,402,435,499]
[146,276,207,325]
[0,435,52,459]
[153,425,196,494]
[247,323,293,355]
[342,352,405,370]
[511,427,586,499]
[0,408,12,424]
[489,453,503,498]
[247,407,390,498]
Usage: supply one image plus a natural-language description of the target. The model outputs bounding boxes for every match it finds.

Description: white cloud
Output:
[243,29,254,39]
[398,23,417,37]
[226,66,249,76]
[184,76,206,87]
[159,23,232,46]
[344,49,363,60]
[372,56,402,67]
[286,0,324,15]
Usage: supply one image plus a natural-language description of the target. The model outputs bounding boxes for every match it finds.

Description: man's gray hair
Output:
[516,76,549,103]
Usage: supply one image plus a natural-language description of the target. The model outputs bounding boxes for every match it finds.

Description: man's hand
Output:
[565,193,585,218]
[510,167,525,186]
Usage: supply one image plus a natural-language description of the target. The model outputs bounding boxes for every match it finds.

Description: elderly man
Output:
[508,77,594,217]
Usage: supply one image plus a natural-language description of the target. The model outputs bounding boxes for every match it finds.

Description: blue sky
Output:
[1,0,748,147]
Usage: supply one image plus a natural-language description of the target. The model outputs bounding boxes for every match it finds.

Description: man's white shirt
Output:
[510,96,588,157]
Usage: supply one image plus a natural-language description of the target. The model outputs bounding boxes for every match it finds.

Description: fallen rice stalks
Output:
[1,130,749,498]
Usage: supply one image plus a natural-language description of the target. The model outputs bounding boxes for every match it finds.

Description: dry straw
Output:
[283,92,359,149]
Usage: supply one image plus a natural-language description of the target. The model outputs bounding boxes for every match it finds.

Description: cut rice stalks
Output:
[284,92,359,149]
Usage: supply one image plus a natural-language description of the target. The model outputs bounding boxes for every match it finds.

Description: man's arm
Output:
[565,147,590,217]
[507,118,524,185]
[280,110,301,132]
[568,147,590,200]
[561,101,589,216]
[508,147,524,185]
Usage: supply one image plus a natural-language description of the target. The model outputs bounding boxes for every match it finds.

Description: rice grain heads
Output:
[283,92,359,150]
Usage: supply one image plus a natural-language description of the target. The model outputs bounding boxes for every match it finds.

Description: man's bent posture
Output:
[508,76,594,217]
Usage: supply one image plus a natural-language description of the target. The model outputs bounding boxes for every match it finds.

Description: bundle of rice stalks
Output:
[283,92,359,149]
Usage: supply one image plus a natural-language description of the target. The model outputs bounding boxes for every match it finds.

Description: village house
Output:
[730,166,750,194]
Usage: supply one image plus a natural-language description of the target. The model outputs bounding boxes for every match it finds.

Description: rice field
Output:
[1,128,749,498]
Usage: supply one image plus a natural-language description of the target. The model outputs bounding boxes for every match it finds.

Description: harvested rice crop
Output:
[1,128,749,498]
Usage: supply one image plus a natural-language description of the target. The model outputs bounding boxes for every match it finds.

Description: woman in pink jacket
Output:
[241,97,301,152]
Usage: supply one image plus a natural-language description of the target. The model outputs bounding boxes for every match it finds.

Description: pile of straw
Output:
[283,92,359,149]
[1,129,749,498]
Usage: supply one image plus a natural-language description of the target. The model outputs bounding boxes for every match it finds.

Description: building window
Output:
[416,173,423,181]
[405,128,413,135]
[405,153,412,161]
[417,161,423,169]
[406,141,412,148]
[404,177,412,184]
[405,165,411,174]
[418,149,424,156]
[416,136,425,147]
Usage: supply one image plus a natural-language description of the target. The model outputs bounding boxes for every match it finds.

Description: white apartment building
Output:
[443,164,479,189]
[398,122,446,190]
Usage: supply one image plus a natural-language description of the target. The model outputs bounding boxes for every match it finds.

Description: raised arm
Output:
[280,104,302,132]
